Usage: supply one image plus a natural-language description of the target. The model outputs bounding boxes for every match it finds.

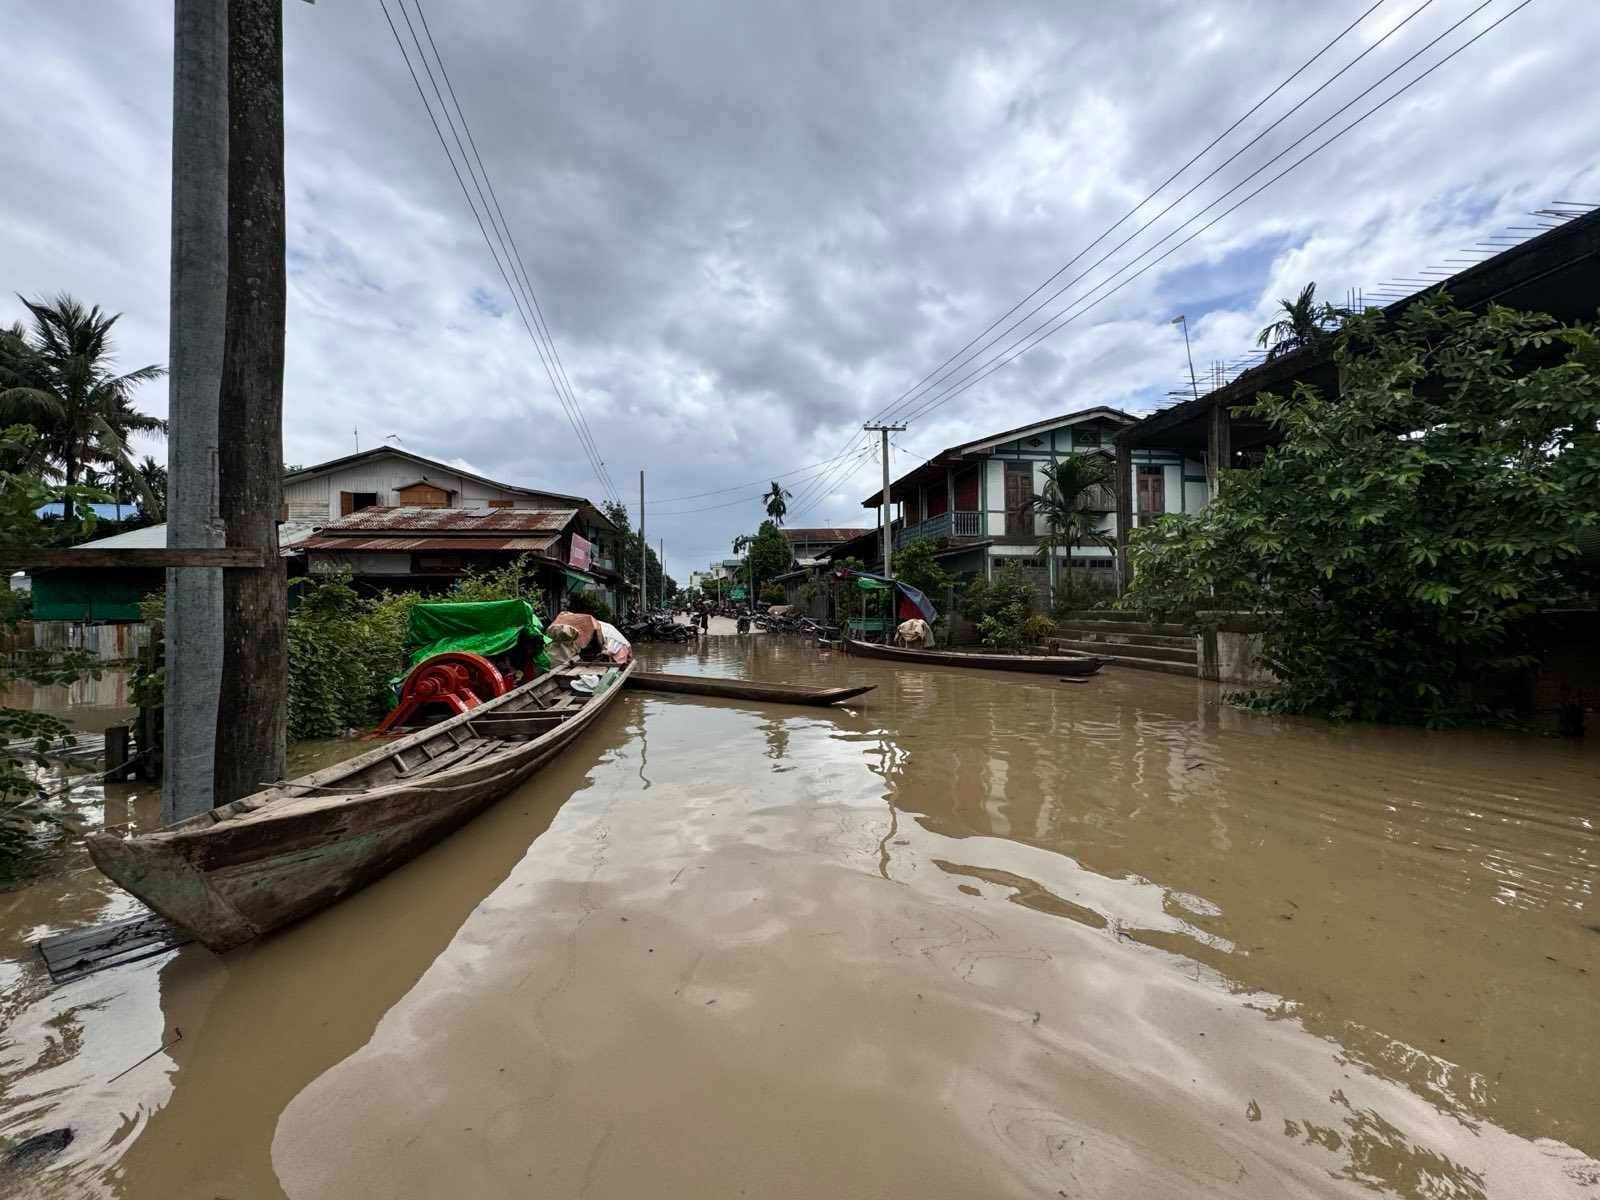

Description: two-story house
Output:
[281,448,624,615]
[845,406,1199,605]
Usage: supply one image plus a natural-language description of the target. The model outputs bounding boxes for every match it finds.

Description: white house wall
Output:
[283,453,539,521]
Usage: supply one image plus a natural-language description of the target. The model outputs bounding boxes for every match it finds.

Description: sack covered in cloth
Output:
[894,618,936,648]
[550,612,633,664]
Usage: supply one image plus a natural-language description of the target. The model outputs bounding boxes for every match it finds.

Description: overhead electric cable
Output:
[791,0,1392,519]
[408,0,620,508]
[376,0,621,508]
[860,0,1392,431]
[876,0,1438,430]
[895,0,1536,425]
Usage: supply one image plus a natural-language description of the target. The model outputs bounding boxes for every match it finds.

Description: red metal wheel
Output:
[376,652,509,733]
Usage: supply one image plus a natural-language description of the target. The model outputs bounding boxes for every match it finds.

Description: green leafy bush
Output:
[1021,615,1058,644]
[961,563,1036,625]
[1124,297,1600,723]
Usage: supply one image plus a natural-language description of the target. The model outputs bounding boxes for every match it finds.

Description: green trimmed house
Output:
[29,524,166,622]
[848,406,1151,605]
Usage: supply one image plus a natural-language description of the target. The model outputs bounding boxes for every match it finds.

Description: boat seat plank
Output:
[395,738,491,778]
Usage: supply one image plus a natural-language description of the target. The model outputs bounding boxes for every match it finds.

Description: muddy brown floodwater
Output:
[0,639,1596,1198]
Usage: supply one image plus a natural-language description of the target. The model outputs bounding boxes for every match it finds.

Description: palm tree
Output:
[1018,454,1117,600]
[763,481,791,525]
[1255,282,1346,360]
[136,456,168,520]
[0,295,166,523]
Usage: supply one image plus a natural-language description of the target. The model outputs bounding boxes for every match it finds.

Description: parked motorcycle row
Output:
[620,610,697,643]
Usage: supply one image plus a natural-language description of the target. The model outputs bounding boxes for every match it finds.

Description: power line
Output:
[889,0,1449,428]
[408,0,620,510]
[897,0,1536,426]
[376,0,621,509]
[862,0,1392,432]
[650,447,876,517]
[792,0,1393,518]
[651,447,870,503]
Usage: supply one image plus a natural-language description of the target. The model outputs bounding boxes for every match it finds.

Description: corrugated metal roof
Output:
[781,527,872,542]
[70,523,169,550]
[296,534,559,553]
[314,506,576,533]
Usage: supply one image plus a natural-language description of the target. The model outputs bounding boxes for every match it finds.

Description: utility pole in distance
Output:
[863,423,905,579]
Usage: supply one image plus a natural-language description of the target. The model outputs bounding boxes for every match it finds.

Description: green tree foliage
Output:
[962,562,1039,649]
[0,295,165,525]
[731,520,793,604]
[1255,281,1347,360]
[0,425,107,877]
[890,536,952,601]
[763,481,791,525]
[1127,296,1600,722]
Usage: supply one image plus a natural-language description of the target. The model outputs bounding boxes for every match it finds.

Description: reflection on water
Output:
[0,668,136,736]
[0,636,1594,1197]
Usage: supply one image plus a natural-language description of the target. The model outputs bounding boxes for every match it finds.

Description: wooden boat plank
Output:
[844,638,1103,677]
[628,671,875,706]
[37,912,191,985]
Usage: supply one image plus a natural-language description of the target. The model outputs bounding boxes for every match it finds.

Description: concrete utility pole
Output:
[163,0,229,824]
[213,0,288,805]
[638,469,646,617]
[863,423,905,579]
[659,538,664,609]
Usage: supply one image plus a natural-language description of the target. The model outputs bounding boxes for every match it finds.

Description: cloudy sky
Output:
[4,0,1597,579]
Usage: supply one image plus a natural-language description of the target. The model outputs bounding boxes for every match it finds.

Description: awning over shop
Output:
[563,569,595,592]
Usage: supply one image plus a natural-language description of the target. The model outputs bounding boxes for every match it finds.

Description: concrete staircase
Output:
[1050,611,1199,677]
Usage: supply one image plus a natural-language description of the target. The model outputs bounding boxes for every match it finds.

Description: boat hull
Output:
[86,663,632,952]
[844,638,1103,676]
[628,670,873,706]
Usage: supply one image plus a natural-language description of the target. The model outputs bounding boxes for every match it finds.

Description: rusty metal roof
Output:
[295,534,560,554]
[314,506,577,533]
[781,527,872,542]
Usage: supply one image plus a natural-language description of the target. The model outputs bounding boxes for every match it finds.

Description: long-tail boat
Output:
[844,638,1103,677]
[628,670,873,706]
[85,660,632,953]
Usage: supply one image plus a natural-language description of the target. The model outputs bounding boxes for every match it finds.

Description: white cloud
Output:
[2,0,1596,576]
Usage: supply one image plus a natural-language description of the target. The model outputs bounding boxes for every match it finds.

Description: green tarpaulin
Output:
[854,576,890,591]
[563,570,594,592]
[405,599,550,673]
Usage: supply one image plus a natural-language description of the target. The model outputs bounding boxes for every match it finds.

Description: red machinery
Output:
[375,651,509,734]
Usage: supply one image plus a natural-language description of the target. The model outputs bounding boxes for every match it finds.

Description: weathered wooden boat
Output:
[628,670,873,706]
[844,638,1104,677]
[85,660,633,953]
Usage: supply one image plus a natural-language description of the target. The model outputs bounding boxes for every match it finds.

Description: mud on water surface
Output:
[0,639,1596,1198]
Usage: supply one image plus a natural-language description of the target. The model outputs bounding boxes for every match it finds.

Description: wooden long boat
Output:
[628,670,873,706]
[85,660,633,953]
[844,638,1104,677]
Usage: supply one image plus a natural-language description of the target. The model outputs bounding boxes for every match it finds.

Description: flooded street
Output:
[1,638,1596,1198]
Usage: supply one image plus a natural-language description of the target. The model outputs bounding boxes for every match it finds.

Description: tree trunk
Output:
[162,0,229,824]
[213,0,286,805]
[61,456,77,527]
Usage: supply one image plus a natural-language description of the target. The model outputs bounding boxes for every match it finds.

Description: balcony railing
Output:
[893,511,981,548]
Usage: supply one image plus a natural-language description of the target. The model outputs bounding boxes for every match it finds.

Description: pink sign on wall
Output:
[569,533,592,572]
